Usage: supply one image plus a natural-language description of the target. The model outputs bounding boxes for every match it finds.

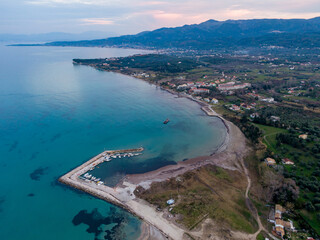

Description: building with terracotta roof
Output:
[275,225,285,238]
[282,158,294,165]
[272,205,295,238]
[265,158,276,166]
[299,134,308,140]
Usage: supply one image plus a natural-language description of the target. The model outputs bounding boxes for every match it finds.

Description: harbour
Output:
[59,147,144,197]
[58,147,186,239]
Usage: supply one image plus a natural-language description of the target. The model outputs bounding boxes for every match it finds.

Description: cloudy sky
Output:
[1,0,320,35]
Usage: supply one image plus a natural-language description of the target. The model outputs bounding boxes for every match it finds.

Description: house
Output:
[282,158,294,165]
[218,82,251,91]
[265,158,276,166]
[275,225,285,238]
[195,81,206,87]
[299,134,308,140]
[250,113,260,119]
[261,97,275,103]
[275,219,294,238]
[277,219,294,231]
[248,92,261,99]
[240,103,254,110]
[229,104,241,111]
[177,84,188,90]
[186,82,195,87]
[203,98,211,103]
[275,204,286,218]
[168,83,176,88]
[273,205,295,238]
[208,82,216,87]
[271,116,280,122]
[211,98,219,104]
[190,88,210,94]
[218,82,235,90]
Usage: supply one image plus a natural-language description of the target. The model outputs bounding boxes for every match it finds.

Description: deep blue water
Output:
[0,45,226,240]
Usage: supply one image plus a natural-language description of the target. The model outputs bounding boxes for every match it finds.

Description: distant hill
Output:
[1,31,116,43]
[17,18,320,49]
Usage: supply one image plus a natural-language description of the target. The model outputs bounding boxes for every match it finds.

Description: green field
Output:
[253,124,288,152]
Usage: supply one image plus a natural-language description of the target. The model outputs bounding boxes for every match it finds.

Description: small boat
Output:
[163,118,170,124]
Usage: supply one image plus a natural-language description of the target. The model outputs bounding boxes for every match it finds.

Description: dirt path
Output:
[263,132,278,148]
[240,156,279,240]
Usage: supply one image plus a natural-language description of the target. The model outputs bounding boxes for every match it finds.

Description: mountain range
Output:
[16,18,320,49]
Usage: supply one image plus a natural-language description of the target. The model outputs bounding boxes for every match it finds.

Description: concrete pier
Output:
[58,147,185,240]
[59,147,144,207]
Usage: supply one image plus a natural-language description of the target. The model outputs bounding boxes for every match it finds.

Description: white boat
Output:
[97,181,104,185]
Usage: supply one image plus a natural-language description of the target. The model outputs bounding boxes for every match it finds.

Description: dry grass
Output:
[135,165,258,234]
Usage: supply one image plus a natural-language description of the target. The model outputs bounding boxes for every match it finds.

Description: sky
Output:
[1,0,320,35]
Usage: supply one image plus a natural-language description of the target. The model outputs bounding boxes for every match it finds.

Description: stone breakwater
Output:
[59,147,144,208]
[58,147,185,240]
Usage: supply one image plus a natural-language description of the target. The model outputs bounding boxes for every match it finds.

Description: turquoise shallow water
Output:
[0,45,226,240]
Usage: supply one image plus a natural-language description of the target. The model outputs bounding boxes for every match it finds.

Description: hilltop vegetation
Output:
[41,18,320,50]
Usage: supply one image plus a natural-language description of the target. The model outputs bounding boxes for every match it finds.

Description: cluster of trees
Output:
[276,133,305,148]
[75,54,200,74]
[272,178,299,204]
[231,116,262,143]
[253,106,320,134]
[111,54,199,73]
[305,195,320,212]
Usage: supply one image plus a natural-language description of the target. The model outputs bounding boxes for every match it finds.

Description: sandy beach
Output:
[59,103,250,240]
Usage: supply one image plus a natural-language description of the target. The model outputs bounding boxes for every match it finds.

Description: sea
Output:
[0,45,227,240]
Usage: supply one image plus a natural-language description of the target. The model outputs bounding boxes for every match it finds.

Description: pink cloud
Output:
[80,18,114,25]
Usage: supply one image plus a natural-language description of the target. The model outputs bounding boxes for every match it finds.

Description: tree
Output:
[305,201,315,212]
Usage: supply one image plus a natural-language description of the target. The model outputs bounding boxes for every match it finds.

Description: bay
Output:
[0,45,226,240]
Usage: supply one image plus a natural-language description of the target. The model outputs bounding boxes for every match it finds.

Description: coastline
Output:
[59,117,248,239]
[59,64,250,240]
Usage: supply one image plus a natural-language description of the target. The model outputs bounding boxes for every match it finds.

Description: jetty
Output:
[59,147,185,239]
[59,147,143,205]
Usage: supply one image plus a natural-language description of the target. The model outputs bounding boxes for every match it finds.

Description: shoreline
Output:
[89,63,231,159]
[59,116,248,239]
[60,64,250,239]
